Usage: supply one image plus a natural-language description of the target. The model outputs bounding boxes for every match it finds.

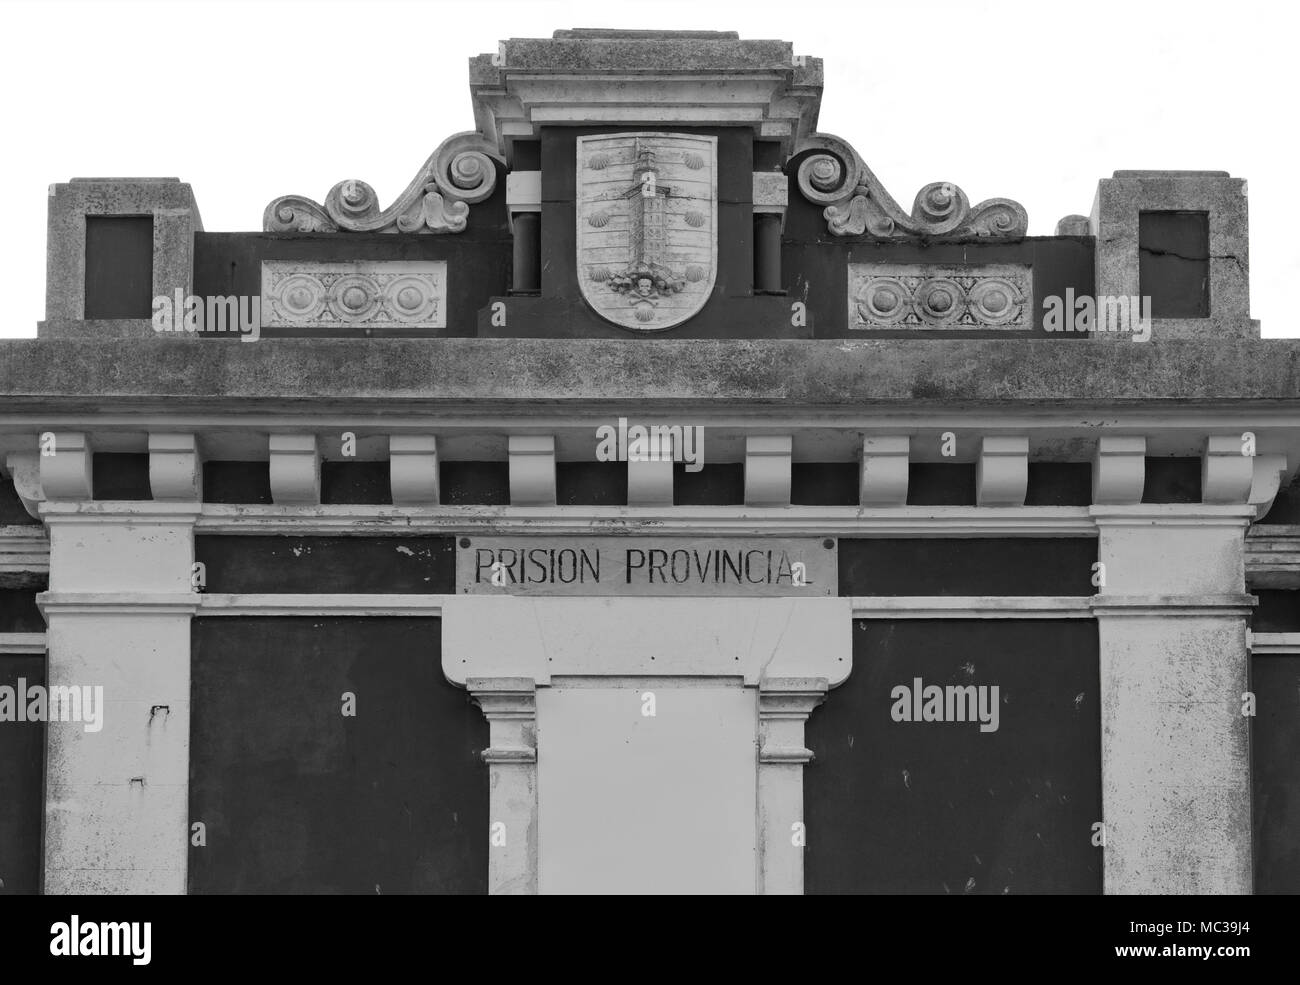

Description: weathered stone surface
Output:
[1,338,1299,406]
[471,31,821,159]
[45,178,202,329]
[1091,171,1252,340]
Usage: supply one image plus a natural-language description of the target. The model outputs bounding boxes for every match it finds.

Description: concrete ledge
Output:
[1,338,1300,407]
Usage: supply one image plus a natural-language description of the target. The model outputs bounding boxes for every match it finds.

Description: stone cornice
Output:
[469,32,822,161]
[3,339,1300,409]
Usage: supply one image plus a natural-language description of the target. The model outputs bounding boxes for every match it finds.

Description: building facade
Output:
[1,29,1298,895]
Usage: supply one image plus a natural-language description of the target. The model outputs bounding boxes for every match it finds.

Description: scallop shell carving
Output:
[588,211,611,228]
[589,266,611,282]
[684,210,705,227]
[633,304,656,323]
[684,153,704,170]
[685,264,706,282]
[588,153,610,170]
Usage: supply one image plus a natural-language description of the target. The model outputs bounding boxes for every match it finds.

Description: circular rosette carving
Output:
[914,277,966,326]
[327,275,380,322]
[910,183,970,237]
[273,274,326,321]
[382,275,436,323]
[857,277,912,326]
[968,278,1024,326]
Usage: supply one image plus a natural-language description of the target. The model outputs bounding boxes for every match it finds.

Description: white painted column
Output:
[39,502,200,894]
[467,677,537,896]
[1091,505,1255,894]
[757,677,827,895]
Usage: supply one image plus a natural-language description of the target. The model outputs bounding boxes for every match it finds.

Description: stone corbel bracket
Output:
[264,132,504,234]
[791,132,1028,240]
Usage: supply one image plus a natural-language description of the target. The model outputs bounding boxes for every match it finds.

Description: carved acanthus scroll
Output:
[263,132,503,234]
[792,133,1028,240]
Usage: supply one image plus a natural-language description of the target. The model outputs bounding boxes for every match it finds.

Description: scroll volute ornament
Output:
[263,131,504,234]
[792,132,1028,241]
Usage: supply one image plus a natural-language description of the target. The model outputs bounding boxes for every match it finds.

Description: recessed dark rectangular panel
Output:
[1139,211,1209,318]
[84,215,154,319]
[195,536,454,594]
[806,619,1102,894]
[907,464,977,506]
[839,538,1097,596]
[0,653,46,895]
[202,461,273,504]
[1251,653,1300,893]
[1025,463,1093,506]
[440,462,509,506]
[1252,590,1300,633]
[792,463,859,506]
[556,462,627,506]
[91,452,152,501]
[189,617,487,893]
[321,462,392,505]
[0,589,45,633]
[674,463,744,506]
[1142,456,1201,504]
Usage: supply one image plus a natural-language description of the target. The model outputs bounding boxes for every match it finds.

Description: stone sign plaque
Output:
[457,536,836,597]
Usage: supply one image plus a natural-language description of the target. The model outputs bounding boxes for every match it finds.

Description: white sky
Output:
[2,0,1295,338]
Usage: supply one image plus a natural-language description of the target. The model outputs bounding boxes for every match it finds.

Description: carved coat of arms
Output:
[577,133,717,331]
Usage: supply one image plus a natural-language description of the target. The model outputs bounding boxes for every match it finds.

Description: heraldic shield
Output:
[576,133,718,332]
